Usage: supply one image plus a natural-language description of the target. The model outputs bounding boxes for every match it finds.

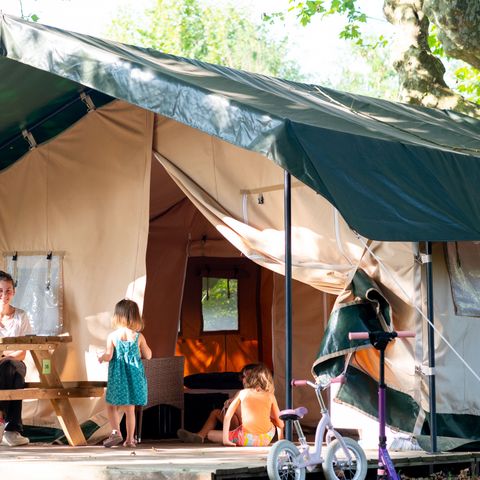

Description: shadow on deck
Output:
[0,440,478,479]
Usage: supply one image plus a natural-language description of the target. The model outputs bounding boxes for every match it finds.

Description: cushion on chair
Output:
[183,372,243,390]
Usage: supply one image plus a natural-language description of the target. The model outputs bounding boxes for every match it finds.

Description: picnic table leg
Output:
[49,398,88,446]
[31,350,87,446]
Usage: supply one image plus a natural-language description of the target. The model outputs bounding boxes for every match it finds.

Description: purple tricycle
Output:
[349,330,415,480]
[267,374,367,480]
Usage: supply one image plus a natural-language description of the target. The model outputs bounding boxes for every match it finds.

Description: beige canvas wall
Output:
[427,243,480,417]
[0,101,153,426]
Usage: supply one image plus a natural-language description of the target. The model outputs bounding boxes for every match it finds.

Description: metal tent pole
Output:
[284,171,293,441]
[425,241,438,452]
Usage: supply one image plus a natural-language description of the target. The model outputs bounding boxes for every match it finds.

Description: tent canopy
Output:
[1,13,480,241]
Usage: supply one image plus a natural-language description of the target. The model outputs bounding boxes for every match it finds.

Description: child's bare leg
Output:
[106,404,121,433]
[124,405,136,444]
[197,409,223,439]
[207,429,224,444]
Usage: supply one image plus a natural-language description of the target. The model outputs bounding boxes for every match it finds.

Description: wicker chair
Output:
[135,356,185,442]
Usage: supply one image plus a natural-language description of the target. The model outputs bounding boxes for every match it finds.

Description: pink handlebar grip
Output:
[348,331,415,340]
[348,332,369,340]
[291,379,308,387]
[396,330,415,338]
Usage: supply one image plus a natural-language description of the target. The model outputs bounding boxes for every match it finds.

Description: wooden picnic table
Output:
[0,334,105,446]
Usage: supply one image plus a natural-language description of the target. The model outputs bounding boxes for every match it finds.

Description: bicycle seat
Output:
[279,406,308,421]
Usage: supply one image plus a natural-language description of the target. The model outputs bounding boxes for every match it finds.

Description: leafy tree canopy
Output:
[108,0,303,81]
[268,0,479,114]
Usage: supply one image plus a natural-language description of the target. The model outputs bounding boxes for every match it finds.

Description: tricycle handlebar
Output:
[348,330,415,340]
[292,374,346,389]
[291,379,309,387]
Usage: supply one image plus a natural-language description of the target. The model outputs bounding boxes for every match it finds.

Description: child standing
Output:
[98,299,152,448]
[208,363,284,447]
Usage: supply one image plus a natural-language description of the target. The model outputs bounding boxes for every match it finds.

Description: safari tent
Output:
[1,12,480,447]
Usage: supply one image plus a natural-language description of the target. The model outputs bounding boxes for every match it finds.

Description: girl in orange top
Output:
[207,363,284,447]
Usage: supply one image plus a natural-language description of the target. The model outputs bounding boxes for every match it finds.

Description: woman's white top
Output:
[0,308,33,337]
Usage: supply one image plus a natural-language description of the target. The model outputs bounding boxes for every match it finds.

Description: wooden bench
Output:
[0,381,106,400]
[0,335,106,446]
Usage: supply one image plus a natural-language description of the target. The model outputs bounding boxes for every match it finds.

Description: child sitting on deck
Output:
[177,363,258,444]
[207,363,283,447]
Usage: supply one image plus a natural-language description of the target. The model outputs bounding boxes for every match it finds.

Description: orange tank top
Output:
[238,389,274,434]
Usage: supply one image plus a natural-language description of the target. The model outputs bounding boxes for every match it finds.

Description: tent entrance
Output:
[142,155,279,374]
[177,256,272,375]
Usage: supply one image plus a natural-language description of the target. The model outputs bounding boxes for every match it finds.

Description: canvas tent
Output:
[1,12,480,447]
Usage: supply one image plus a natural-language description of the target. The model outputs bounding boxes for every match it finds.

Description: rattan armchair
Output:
[135,356,185,442]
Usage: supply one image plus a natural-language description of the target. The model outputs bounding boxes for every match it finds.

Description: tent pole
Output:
[284,170,293,441]
[425,241,438,452]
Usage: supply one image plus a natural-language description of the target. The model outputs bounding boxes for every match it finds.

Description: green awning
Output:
[1,13,480,241]
[0,56,113,169]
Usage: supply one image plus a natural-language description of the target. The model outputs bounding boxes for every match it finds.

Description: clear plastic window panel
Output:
[4,254,63,335]
[445,242,480,317]
[201,277,238,332]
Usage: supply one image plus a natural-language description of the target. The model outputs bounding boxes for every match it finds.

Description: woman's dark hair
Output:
[0,271,15,287]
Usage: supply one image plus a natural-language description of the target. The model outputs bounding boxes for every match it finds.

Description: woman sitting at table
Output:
[0,270,32,447]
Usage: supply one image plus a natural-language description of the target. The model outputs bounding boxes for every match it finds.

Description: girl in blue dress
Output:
[98,299,152,447]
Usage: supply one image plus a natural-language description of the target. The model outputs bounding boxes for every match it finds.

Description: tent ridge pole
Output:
[425,241,438,453]
[284,170,293,441]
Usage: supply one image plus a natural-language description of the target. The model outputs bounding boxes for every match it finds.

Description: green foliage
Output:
[266,1,384,51]
[428,24,480,104]
[319,36,399,101]
[202,278,238,331]
[108,0,304,81]
[427,24,444,57]
[265,0,398,100]
[280,1,479,105]
[453,65,480,103]
[18,0,39,22]
[286,0,367,38]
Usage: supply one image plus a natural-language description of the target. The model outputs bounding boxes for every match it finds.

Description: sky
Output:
[1,0,393,84]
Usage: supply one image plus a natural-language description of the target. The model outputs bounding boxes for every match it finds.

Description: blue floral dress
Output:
[105,332,147,406]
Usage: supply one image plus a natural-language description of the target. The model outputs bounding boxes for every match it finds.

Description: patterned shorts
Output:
[229,425,275,447]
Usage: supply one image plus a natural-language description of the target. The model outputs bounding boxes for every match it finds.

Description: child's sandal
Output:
[123,440,136,448]
[103,430,123,448]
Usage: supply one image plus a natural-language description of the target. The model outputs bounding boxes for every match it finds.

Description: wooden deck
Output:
[0,440,478,479]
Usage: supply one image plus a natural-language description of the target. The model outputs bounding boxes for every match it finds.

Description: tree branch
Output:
[384,0,480,117]
[424,0,480,70]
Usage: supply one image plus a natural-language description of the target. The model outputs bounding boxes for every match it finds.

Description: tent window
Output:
[445,242,480,317]
[3,252,64,335]
[201,277,238,332]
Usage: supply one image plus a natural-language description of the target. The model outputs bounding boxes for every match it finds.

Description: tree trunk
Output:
[383,0,480,117]
[423,0,480,70]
